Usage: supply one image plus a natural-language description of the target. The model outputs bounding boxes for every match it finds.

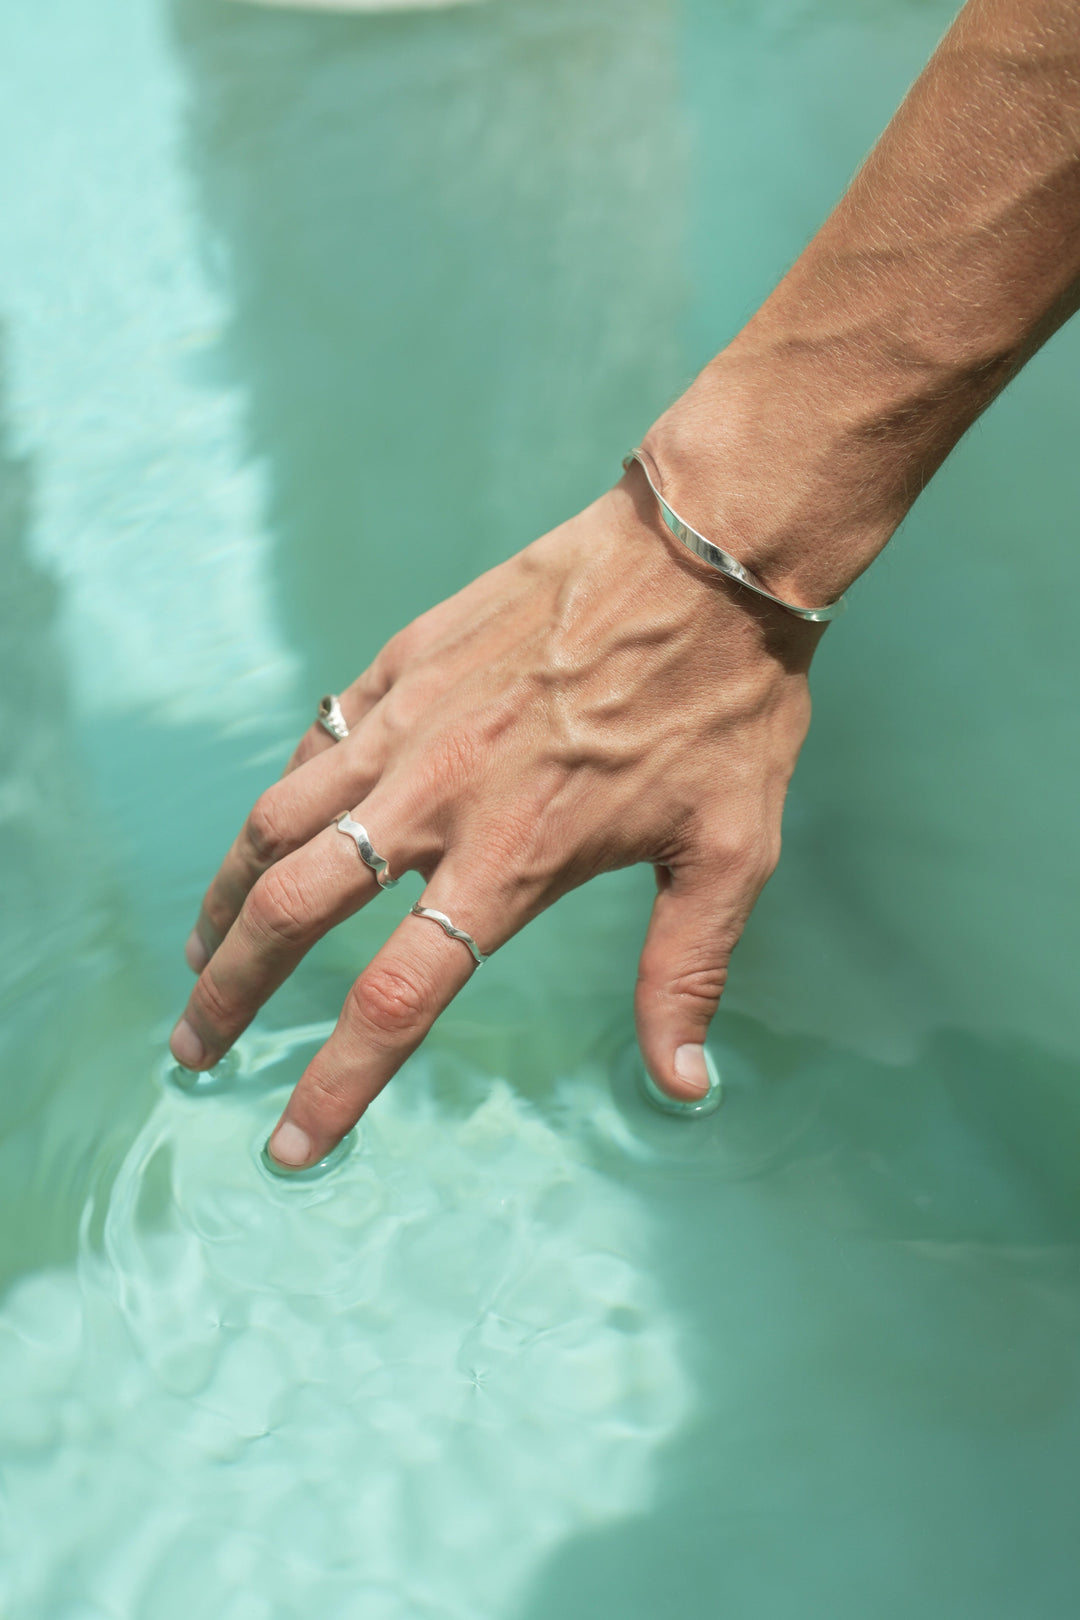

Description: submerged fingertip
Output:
[672,1042,711,1096]
[169,1018,207,1070]
[267,1120,314,1169]
[260,1124,357,1183]
[639,1043,723,1118]
[184,929,210,974]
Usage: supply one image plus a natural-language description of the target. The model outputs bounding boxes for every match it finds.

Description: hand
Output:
[171,466,818,1169]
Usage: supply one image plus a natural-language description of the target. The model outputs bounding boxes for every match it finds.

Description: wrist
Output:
[644,315,1000,607]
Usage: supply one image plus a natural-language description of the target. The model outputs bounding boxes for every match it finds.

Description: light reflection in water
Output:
[0,0,297,729]
[0,1033,687,1619]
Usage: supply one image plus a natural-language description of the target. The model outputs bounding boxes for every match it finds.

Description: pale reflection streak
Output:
[0,0,297,728]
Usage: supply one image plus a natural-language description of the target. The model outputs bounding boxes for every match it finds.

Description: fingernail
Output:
[268,1121,313,1169]
[169,1018,206,1069]
[185,930,210,973]
[673,1043,711,1097]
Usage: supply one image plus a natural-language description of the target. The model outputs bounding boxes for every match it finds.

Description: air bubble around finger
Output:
[162,1050,241,1097]
[640,1046,723,1118]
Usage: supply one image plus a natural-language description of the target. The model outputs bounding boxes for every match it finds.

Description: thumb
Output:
[634,866,746,1104]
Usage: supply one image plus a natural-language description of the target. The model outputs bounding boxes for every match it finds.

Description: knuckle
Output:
[699,821,779,888]
[651,961,730,1010]
[698,828,751,875]
[473,813,551,897]
[192,967,233,1033]
[379,683,415,740]
[637,952,731,1004]
[382,674,443,742]
[347,964,429,1041]
[201,888,234,941]
[432,726,481,791]
[463,805,529,866]
[756,832,782,883]
[247,865,312,947]
[736,828,782,889]
[389,601,448,666]
[245,792,289,868]
[380,623,417,670]
[355,651,392,701]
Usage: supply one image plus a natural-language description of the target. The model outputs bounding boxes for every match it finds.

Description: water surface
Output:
[1,1,1078,1615]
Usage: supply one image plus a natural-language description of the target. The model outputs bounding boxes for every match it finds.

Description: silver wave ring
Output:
[409,902,488,967]
[317,694,349,742]
[334,813,398,889]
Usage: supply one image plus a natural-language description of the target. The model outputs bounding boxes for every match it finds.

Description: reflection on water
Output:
[0,334,159,1295]
[0,0,296,730]
[169,0,684,678]
[0,1035,686,1618]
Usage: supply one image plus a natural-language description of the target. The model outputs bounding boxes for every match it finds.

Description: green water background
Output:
[1,0,1079,1614]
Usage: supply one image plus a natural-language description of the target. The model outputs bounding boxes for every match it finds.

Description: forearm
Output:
[648,0,1080,606]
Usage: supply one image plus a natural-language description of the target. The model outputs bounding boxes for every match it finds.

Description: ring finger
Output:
[172,786,428,1070]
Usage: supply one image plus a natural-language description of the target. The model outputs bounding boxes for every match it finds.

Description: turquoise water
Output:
[2,0,1080,1614]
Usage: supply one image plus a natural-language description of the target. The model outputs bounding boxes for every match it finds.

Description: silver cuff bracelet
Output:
[623,449,847,624]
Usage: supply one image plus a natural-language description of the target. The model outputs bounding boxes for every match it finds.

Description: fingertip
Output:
[648,1042,719,1104]
[638,1041,722,1117]
[169,1017,207,1070]
[672,1042,712,1096]
[267,1119,315,1169]
[185,929,210,974]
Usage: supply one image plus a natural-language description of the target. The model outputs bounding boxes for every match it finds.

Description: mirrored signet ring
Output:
[333,813,399,890]
[317,693,349,742]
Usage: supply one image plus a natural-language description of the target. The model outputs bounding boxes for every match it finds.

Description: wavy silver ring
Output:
[334,813,399,889]
[409,902,488,966]
[317,694,349,741]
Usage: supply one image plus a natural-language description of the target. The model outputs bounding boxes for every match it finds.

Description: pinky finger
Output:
[285,658,395,773]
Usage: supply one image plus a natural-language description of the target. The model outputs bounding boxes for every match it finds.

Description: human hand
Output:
[171,466,818,1169]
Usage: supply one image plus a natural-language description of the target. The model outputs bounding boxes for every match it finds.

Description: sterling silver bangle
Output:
[623,449,847,624]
